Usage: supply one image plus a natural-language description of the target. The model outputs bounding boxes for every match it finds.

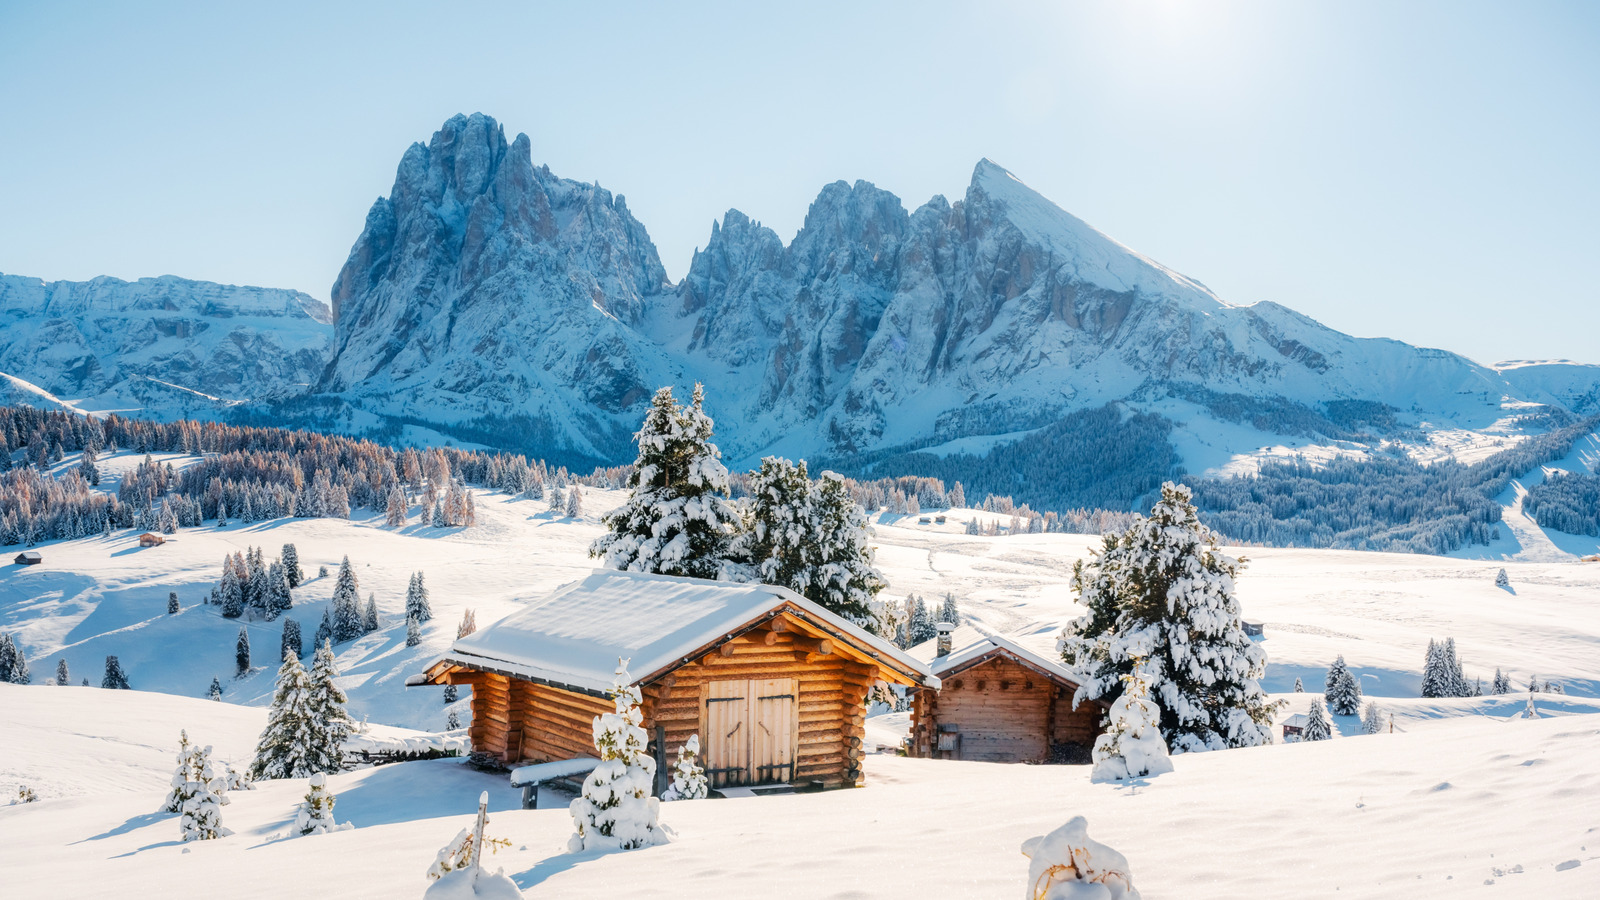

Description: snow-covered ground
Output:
[2,683,1595,898]
[4,448,1600,897]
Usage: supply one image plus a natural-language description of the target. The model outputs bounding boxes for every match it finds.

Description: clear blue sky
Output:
[2,1,1596,365]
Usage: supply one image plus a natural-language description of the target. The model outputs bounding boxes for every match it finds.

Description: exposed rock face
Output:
[321,113,673,461]
[0,273,331,416]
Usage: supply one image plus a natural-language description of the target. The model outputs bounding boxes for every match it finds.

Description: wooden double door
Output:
[702,678,798,787]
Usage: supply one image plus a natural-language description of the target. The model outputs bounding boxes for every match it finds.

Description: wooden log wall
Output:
[908,655,1106,764]
[639,621,875,789]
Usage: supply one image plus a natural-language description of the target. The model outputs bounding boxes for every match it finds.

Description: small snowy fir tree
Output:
[1058,483,1277,752]
[1090,669,1174,783]
[938,592,960,625]
[547,486,566,513]
[907,595,936,645]
[386,484,408,527]
[457,608,477,639]
[432,499,448,527]
[568,660,664,852]
[282,543,303,588]
[209,677,223,701]
[266,561,292,618]
[446,709,461,731]
[1522,695,1540,719]
[306,640,354,773]
[102,655,130,689]
[406,616,422,647]
[1495,567,1509,588]
[406,571,433,622]
[167,591,179,615]
[281,617,302,661]
[318,564,329,579]
[55,658,69,686]
[808,472,890,633]
[1021,816,1141,900]
[14,785,37,804]
[330,555,363,642]
[1293,677,1304,692]
[662,734,708,801]
[219,565,244,619]
[590,385,743,580]
[313,609,333,651]
[1361,701,1385,735]
[740,456,815,592]
[235,626,251,677]
[566,484,584,517]
[295,772,350,836]
[1324,655,1362,715]
[1301,700,1332,741]
[1492,668,1511,694]
[176,741,231,842]
[362,594,379,633]
[444,683,458,704]
[250,651,316,780]
[162,730,196,812]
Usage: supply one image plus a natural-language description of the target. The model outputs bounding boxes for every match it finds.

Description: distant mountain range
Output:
[4,111,1597,509]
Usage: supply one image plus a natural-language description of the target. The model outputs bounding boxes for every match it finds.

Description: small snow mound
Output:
[422,868,524,900]
[1555,859,1581,872]
[1021,816,1140,900]
[1430,781,1453,792]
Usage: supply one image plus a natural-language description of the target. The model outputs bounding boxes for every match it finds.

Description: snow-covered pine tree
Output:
[443,684,458,704]
[215,498,227,527]
[405,616,421,648]
[445,709,461,730]
[405,571,432,622]
[168,591,179,615]
[55,658,69,686]
[266,561,292,618]
[235,627,250,677]
[1324,655,1362,715]
[306,640,353,774]
[219,565,244,618]
[807,472,889,633]
[1495,568,1509,588]
[209,677,222,701]
[295,772,347,835]
[1090,669,1175,783]
[1528,675,1542,692]
[1492,669,1511,694]
[937,592,960,625]
[568,660,662,852]
[457,609,477,639]
[102,655,130,689]
[1058,483,1277,752]
[281,618,302,661]
[1443,638,1467,697]
[250,651,316,780]
[741,456,815,593]
[281,543,303,588]
[431,500,447,527]
[161,729,194,812]
[907,596,936,645]
[662,734,708,801]
[385,485,408,527]
[79,445,99,485]
[1420,639,1447,698]
[547,486,566,513]
[330,556,363,642]
[1522,695,1540,719]
[313,610,333,651]
[948,481,966,509]
[566,485,584,517]
[2,635,28,684]
[589,385,743,580]
[176,742,230,842]
[0,633,14,682]
[1301,700,1332,741]
[362,594,379,633]
[1293,677,1305,692]
[1361,701,1384,735]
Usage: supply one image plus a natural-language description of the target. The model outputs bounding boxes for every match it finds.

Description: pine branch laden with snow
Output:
[295,772,351,836]
[662,733,708,801]
[1020,816,1141,900]
[426,792,515,891]
[1057,482,1278,753]
[1324,655,1363,715]
[1090,669,1174,783]
[568,659,665,852]
[589,385,744,581]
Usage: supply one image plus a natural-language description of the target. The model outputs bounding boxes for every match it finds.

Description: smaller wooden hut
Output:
[906,624,1107,764]
[138,532,165,547]
[14,550,41,565]
[414,570,939,791]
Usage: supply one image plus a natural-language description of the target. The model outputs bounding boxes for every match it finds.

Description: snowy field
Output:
[3,448,1600,896]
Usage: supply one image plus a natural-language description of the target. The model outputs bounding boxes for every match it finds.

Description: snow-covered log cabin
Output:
[906,623,1108,764]
[414,570,939,791]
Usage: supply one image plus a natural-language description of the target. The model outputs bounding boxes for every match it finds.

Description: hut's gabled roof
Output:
[421,569,938,695]
[907,622,1094,691]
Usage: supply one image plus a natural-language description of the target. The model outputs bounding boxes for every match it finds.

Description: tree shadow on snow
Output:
[512,841,672,891]
[73,811,169,845]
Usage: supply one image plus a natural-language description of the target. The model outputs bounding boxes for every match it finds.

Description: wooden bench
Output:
[509,757,601,809]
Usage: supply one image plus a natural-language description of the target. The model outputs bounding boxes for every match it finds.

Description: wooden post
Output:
[653,724,669,797]
[470,790,489,886]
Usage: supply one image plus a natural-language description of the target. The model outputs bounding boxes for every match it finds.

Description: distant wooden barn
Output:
[14,550,41,565]
[1281,713,1308,741]
[414,570,938,791]
[906,623,1107,764]
[138,532,165,547]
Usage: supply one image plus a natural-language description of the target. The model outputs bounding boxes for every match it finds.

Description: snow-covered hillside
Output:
[0,273,332,418]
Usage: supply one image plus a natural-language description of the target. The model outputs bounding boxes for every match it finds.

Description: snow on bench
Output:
[509,757,601,809]
[344,730,469,758]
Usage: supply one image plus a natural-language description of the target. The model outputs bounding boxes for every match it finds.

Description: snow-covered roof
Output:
[906,622,1091,690]
[428,569,937,695]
